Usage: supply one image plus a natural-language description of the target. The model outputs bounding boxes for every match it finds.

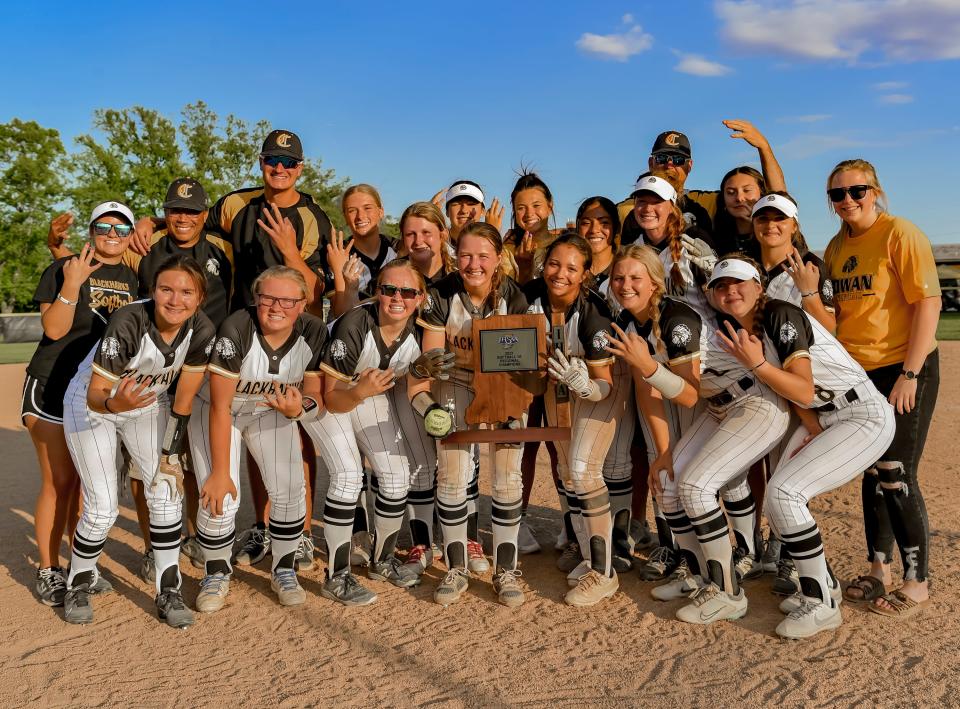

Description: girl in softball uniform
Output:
[62,256,215,627]
[190,266,326,613]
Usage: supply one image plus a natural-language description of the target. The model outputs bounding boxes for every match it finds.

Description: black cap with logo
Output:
[261,129,304,160]
[650,131,692,159]
[162,178,208,211]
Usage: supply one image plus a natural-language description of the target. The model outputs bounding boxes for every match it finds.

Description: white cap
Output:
[631,175,677,203]
[89,200,136,228]
[707,258,763,288]
[445,182,484,205]
[750,193,798,220]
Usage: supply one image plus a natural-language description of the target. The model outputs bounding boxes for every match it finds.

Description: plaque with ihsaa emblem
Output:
[479,327,540,373]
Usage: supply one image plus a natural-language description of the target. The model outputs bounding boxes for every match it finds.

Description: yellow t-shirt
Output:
[823,213,940,369]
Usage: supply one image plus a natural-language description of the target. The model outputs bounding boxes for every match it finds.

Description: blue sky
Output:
[2,0,959,247]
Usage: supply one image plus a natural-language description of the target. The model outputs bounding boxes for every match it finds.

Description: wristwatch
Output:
[902,369,917,380]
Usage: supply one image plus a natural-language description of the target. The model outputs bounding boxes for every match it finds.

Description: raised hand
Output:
[326,229,353,277]
[132,217,156,256]
[258,203,298,255]
[484,198,504,231]
[61,242,103,289]
[606,321,656,373]
[722,119,770,150]
[716,320,765,370]
[547,349,594,399]
[680,234,717,275]
[48,212,74,250]
[785,247,820,296]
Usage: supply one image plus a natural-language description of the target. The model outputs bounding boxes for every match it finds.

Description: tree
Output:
[0,120,67,311]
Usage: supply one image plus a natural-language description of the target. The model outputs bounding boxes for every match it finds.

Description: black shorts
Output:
[21,373,64,424]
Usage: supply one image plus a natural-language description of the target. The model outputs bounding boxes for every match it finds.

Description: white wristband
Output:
[643,362,686,400]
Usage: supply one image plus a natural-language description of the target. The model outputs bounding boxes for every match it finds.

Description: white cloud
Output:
[878,93,914,104]
[622,13,635,24]
[577,25,653,62]
[873,80,908,90]
[673,52,733,76]
[715,0,960,63]
[778,114,832,123]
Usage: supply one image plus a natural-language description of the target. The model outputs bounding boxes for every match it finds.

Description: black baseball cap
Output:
[651,131,692,159]
[261,129,304,160]
[163,178,208,211]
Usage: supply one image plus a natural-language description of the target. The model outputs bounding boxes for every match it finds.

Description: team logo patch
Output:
[205,258,220,276]
[821,279,834,300]
[592,330,611,352]
[215,337,237,359]
[842,256,858,273]
[276,132,292,148]
[665,132,680,146]
[423,294,435,313]
[670,323,693,347]
[204,337,215,356]
[101,336,120,359]
[177,183,193,199]
[330,339,347,360]
[779,322,798,344]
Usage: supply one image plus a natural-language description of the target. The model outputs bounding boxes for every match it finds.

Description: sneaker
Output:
[676,583,748,625]
[350,532,372,567]
[402,544,434,577]
[780,582,843,614]
[733,548,763,582]
[196,572,230,613]
[89,575,113,595]
[467,540,490,574]
[518,519,541,554]
[775,599,842,639]
[139,550,156,584]
[36,567,67,607]
[430,541,444,562]
[637,545,679,581]
[321,571,378,606]
[271,568,306,606]
[566,559,591,588]
[629,519,656,553]
[554,527,569,552]
[434,568,469,606]
[772,558,800,596]
[651,560,707,601]
[295,534,316,571]
[63,583,94,625]
[492,568,525,608]
[234,527,270,566]
[761,534,781,574]
[180,536,204,569]
[556,542,582,573]
[369,555,422,588]
[156,588,195,629]
[612,549,634,574]
[565,569,619,607]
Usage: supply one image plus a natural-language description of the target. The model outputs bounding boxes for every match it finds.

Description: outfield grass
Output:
[0,342,37,364]
[938,312,960,341]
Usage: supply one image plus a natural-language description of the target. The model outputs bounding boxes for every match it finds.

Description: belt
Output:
[707,376,754,407]
[814,386,860,412]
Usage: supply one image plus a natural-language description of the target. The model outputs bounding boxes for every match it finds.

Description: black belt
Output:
[815,387,859,412]
[708,376,754,407]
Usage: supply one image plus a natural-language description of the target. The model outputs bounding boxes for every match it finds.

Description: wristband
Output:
[57,294,79,306]
[800,291,817,299]
[749,359,767,372]
[162,411,191,456]
[642,362,686,400]
[104,397,115,414]
[411,391,439,418]
[581,378,610,402]
[294,396,320,422]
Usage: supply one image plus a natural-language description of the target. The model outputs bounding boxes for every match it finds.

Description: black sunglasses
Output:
[378,284,421,300]
[827,185,872,202]
[653,153,688,167]
[256,294,304,309]
[92,222,133,237]
[262,155,302,169]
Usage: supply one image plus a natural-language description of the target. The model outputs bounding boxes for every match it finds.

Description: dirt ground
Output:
[1,346,958,708]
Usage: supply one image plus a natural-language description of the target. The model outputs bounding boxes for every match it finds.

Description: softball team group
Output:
[23,123,941,640]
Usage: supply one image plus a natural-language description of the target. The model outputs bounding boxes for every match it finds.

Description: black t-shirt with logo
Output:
[27,257,138,397]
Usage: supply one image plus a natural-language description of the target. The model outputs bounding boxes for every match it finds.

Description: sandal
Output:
[868,590,930,618]
[843,575,888,602]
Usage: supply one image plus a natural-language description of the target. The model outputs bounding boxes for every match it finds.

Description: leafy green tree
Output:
[0,120,67,311]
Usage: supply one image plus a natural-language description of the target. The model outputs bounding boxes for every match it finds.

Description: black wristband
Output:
[104,397,115,414]
[162,411,191,456]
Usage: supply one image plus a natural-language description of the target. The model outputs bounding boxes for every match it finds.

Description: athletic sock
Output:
[437,497,469,570]
[579,485,613,577]
[605,474,633,558]
[491,497,522,571]
[323,494,356,578]
[150,519,182,594]
[270,515,306,572]
[724,491,757,557]
[406,486,435,548]
[690,506,738,594]
[663,508,705,576]
[372,491,406,562]
[781,522,832,606]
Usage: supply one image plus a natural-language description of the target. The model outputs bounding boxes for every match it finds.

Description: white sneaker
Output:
[779,582,843,614]
[564,569,619,607]
[651,566,707,601]
[196,572,230,613]
[566,559,591,588]
[467,540,490,574]
[271,568,306,606]
[350,532,372,567]
[676,583,748,625]
[518,519,542,555]
[775,599,842,639]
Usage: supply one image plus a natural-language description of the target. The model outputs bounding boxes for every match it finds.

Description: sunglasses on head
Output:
[653,153,688,167]
[256,293,304,309]
[92,222,133,237]
[378,284,421,300]
[262,155,302,169]
[827,185,872,202]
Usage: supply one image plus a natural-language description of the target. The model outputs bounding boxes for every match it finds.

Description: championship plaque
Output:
[443,313,571,444]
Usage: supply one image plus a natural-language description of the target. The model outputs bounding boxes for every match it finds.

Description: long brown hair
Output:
[399,201,456,274]
[152,255,208,305]
[456,221,506,311]
[612,244,667,351]
[646,170,688,290]
[753,190,810,254]
[543,231,595,293]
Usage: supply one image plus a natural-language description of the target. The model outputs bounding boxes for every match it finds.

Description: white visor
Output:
[631,175,677,203]
[751,193,798,220]
[89,200,136,228]
[445,182,484,205]
[708,258,762,288]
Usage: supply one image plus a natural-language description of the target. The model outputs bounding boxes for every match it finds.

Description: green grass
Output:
[0,342,37,364]
[938,312,960,341]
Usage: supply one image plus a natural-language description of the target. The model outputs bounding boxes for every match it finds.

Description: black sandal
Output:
[843,575,887,602]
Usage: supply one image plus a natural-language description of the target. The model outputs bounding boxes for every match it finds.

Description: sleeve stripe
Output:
[91,362,121,382]
[181,364,207,373]
[668,351,702,366]
[416,317,446,332]
[783,351,811,368]
[207,363,240,379]
[586,356,615,367]
[319,363,353,382]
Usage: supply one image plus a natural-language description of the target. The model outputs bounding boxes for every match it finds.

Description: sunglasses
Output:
[827,185,872,202]
[92,222,133,237]
[256,294,304,309]
[262,155,302,169]
[653,153,689,167]
[378,284,421,300]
